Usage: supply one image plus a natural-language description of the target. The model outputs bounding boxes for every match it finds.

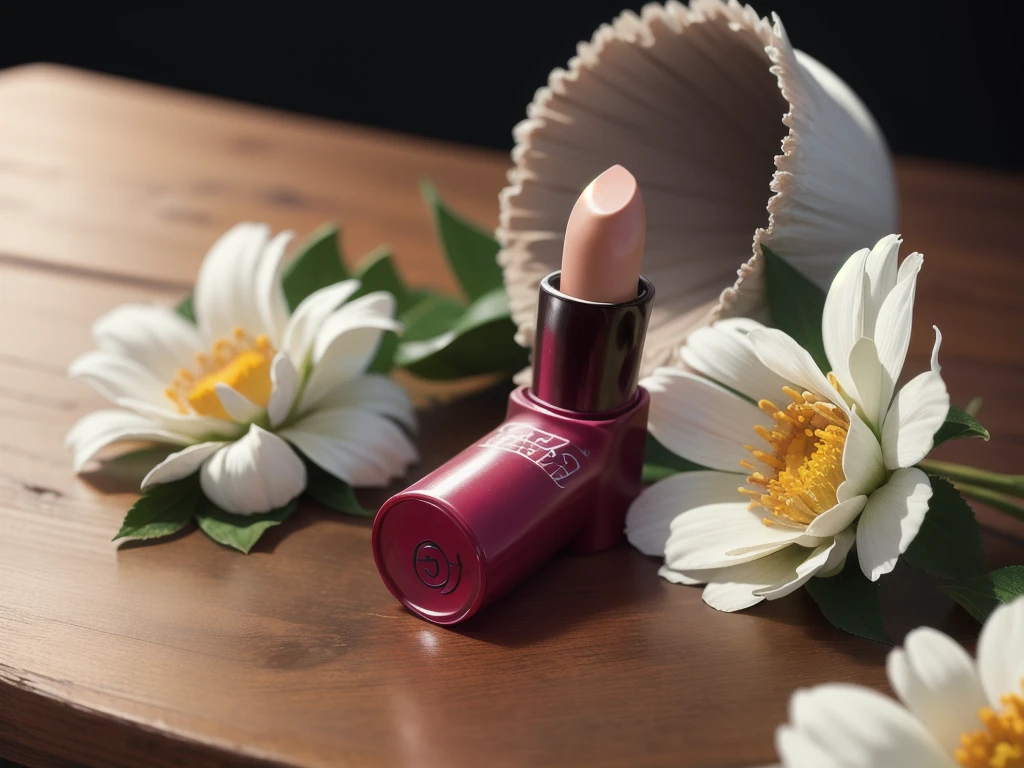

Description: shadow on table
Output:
[79,445,176,495]
[751,558,990,661]
[450,545,665,647]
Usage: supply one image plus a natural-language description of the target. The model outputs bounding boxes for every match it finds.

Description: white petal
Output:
[839,407,886,501]
[881,328,949,470]
[298,293,402,412]
[805,495,867,538]
[977,596,1024,709]
[193,223,271,342]
[680,321,789,403]
[199,425,306,514]
[141,441,226,490]
[254,230,293,348]
[776,725,844,768]
[665,502,821,571]
[626,471,748,557]
[310,291,398,363]
[886,627,988,755]
[713,317,770,335]
[214,383,264,423]
[821,246,868,384]
[814,527,856,577]
[69,351,167,406]
[897,250,925,284]
[873,251,923,388]
[117,398,241,441]
[642,369,772,473]
[857,467,932,581]
[928,326,943,373]
[312,374,417,432]
[657,565,706,586]
[281,279,362,369]
[65,410,192,472]
[787,684,953,767]
[862,234,901,337]
[267,353,300,429]
[747,328,845,409]
[754,537,842,600]
[846,336,892,430]
[91,303,205,381]
[701,545,812,612]
[280,407,418,488]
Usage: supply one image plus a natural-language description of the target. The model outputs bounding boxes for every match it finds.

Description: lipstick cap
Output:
[531,273,654,413]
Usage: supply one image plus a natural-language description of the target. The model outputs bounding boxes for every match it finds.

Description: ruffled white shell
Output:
[498,0,897,377]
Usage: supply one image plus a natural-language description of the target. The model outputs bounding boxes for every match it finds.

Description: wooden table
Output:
[1,64,1022,768]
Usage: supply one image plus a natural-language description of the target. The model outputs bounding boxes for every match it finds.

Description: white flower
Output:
[498,0,897,379]
[626,235,949,610]
[66,223,418,514]
[777,597,1024,768]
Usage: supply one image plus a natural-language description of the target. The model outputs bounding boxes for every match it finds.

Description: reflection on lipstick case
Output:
[372,273,654,626]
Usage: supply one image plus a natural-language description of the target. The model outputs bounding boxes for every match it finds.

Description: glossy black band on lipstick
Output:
[531,271,654,415]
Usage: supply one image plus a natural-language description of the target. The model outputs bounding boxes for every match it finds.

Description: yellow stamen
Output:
[164,328,275,420]
[743,388,849,527]
[782,385,804,403]
[956,688,1024,768]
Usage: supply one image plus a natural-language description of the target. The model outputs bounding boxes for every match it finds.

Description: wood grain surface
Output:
[1,63,1023,768]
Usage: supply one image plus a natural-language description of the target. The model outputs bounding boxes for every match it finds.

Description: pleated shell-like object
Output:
[498,0,897,378]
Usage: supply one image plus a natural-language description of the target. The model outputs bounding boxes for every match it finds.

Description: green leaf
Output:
[421,180,503,301]
[642,433,707,483]
[114,476,200,541]
[932,405,991,449]
[371,290,465,374]
[805,550,891,644]
[394,286,528,379]
[282,223,349,311]
[902,476,985,580]
[350,246,413,374]
[176,294,196,324]
[303,459,373,517]
[400,292,466,342]
[352,246,414,314]
[195,499,298,554]
[942,566,1024,623]
[762,245,829,374]
[367,331,399,374]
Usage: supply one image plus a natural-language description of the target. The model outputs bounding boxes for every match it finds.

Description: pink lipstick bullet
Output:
[372,165,654,625]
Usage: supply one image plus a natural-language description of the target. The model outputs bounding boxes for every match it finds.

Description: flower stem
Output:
[919,459,1024,500]
[955,483,1024,523]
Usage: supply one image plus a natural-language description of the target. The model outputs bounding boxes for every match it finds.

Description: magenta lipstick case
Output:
[371,272,654,625]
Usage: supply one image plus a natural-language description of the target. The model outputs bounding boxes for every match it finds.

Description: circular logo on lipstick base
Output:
[374,497,483,624]
[413,540,462,595]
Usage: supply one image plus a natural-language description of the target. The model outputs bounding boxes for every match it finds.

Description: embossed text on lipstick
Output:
[480,423,589,488]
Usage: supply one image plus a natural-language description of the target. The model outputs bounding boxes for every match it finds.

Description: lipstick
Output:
[372,165,654,625]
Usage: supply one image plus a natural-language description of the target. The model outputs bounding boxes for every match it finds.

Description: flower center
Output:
[165,328,275,420]
[956,690,1024,768]
[740,386,850,528]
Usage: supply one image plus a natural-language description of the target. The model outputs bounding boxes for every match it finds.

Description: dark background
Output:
[1,2,1022,170]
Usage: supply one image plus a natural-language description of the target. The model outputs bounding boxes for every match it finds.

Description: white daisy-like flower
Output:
[778,596,1024,768]
[66,223,418,514]
[626,235,950,610]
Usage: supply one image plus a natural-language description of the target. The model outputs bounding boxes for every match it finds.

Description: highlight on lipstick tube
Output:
[372,165,654,626]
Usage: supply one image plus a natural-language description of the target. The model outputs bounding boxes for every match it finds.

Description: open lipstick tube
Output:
[372,166,654,625]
